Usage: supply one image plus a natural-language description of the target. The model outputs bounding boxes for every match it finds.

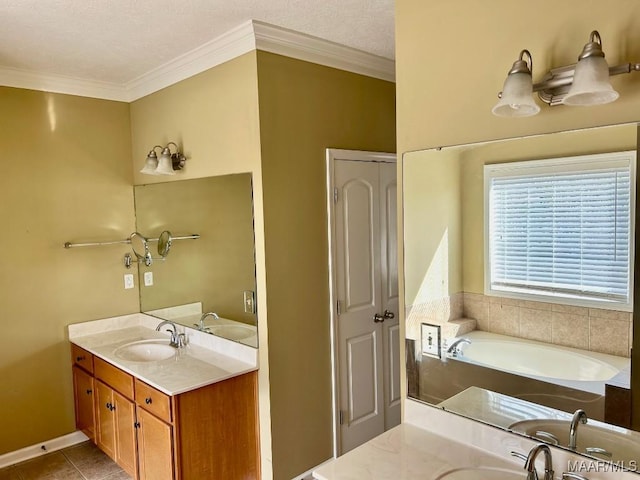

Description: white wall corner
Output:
[252,20,395,83]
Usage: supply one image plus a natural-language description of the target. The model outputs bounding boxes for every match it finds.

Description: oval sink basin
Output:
[508,419,638,463]
[435,467,523,480]
[209,324,255,341]
[114,340,176,362]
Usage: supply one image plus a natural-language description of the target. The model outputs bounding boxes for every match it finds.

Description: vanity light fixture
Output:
[492,30,640,117]
[140,142,187,175]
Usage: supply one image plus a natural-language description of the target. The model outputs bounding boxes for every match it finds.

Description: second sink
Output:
[114,339,177,362]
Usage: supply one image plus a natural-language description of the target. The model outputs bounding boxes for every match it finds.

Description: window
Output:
[484,151,635,310]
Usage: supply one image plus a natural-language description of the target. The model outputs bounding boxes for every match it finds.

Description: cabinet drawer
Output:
[94,357,134,400]
[71,344,94,374]
[135,379,173,424]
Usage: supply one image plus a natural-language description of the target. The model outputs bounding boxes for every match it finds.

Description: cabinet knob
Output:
[86,389,92,395]
[134,422,141,429]
[105,402,111,410]
[76,356,85,362]
[145,397,153,405]
[383,310,395,320]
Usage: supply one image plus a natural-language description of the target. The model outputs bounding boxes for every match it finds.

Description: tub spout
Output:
[568,409,588,450]
[446,338,471,357]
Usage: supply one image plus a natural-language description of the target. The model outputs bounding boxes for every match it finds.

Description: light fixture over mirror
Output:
[492,30,640,117]
[140,142,187,175]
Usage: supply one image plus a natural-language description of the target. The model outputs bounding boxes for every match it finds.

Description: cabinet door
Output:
[137,407,174,480]
[72,366,95,441]
[114,391,138,478]
[95,381,116,460]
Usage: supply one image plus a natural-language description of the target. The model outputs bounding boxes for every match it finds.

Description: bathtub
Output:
[450,331,629,395]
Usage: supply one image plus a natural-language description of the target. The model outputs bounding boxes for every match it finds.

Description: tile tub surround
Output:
[68,313,258,395]
[463,293,632,357]
[314,399,640,479]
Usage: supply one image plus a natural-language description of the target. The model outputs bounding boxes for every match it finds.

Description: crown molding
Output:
[252,20,395,82]
[0,20,395,102]
[0,66,128,101]
[124,20,257,101]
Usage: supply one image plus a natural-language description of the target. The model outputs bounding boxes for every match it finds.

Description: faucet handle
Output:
[176,333,188,348]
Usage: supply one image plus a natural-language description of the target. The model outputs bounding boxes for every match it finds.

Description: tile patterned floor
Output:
[0,442,131,480]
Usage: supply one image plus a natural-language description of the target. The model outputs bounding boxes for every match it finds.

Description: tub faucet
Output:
[446,338,471,357]
[568,409,588,450]
[195,312,219,332]
[524,443,554,480]
[155,320,185,348]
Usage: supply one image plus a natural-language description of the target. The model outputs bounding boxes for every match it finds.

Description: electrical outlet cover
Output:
[421,323,441,358]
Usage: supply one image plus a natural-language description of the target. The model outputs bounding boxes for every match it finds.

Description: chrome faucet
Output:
[446,338,471,357]
[195,312,219,332]
[155,320,186,348]
[568,409,588,450]
[524,443,554,480]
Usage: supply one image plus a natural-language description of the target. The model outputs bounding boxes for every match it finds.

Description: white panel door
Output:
[379,162,401,429]
[334,158,399,454]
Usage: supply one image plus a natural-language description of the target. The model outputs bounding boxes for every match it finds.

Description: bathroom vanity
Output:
[69,313,260,480]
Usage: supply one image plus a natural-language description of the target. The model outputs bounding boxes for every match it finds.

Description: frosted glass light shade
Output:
[492,72,540,117]
[563,56,619,106]
[155,151,176,175]
[140,153,159,175]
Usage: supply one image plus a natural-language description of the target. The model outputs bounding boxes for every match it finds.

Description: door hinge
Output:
[333,187,339,203]
[336,300,341,315]
[339,410,345,425]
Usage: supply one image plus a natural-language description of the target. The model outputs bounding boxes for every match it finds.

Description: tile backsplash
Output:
[463,293,632,358]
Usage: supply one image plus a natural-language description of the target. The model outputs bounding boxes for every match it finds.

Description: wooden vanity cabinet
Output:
[72,366,95,441]
[71,343,260,480]
[94,358,138,478]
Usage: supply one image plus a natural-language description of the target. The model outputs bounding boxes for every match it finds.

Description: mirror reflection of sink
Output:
[434,467,524,480]
[209,324,255,341]
[508,419,637,463]
[114,339,177,362]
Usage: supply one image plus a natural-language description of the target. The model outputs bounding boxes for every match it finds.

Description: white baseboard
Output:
[0,431,89,469]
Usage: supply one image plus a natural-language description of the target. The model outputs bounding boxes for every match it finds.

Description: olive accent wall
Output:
[256,51,396,480]
[0,87,136,454]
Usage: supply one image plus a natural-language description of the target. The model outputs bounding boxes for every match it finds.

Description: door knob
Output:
[383,310,395,319]
[373,313,385,323]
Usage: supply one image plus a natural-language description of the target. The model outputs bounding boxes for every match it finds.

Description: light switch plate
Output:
[421,323,441,358]
[143,271,153,286]
[124,273,134,289]
[243,290,256,314]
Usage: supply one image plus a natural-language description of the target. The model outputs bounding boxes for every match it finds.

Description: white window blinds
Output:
[485,152,635,309]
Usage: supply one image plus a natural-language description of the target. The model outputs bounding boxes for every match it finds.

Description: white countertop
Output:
[313,423,518,480]
[313,399,640,480]
[68,313,258,396]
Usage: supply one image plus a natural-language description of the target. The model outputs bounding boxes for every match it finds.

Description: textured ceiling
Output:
[0,0,395,84]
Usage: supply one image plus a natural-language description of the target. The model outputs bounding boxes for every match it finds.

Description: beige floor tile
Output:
[15,452,84,480]
[63,441,124,480]
[0,466,22,480]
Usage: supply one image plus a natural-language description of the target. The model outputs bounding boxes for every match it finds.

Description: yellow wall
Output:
[396,0,640,154]
[256,51,396,480]
[128,52,278,476]
[403,148,461,304]
[0,87,137,454]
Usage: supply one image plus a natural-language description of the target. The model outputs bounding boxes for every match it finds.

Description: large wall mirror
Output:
[134,173,258,347]
[404,123,639,468]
